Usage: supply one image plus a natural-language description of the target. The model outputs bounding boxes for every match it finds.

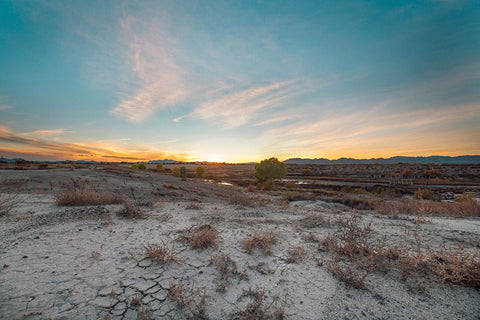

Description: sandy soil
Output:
[0,168,479,319]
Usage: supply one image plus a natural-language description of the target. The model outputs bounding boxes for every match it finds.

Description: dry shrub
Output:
[457,193,476,203]
[333,195,375,210]
[0,194,19,216]
[118,200,147,219]
[317,233,339,252]
[186,202,203,210]
[287,245,306,263]
[284,191,315,202]
[229,193,253,207]
[209,254,246,291]
[244,230,277,255]
[240,288,285,320]
[325,256,372,290]
[91,251,102,260]
[144,240,179,264]
[247,184,256,192]
[428,248,480,288]
[297,213,329,229]
[168,281,207,319]
[376,199,480,217]
[414,189,440,201]
[55,178,123,206]
[335,212,374,259]
[129,294,153,320]
[178,224,220,249]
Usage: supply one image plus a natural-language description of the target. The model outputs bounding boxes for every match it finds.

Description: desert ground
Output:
[0,163,479,319]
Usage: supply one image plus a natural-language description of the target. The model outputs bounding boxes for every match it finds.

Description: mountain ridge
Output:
[284,155,480,165]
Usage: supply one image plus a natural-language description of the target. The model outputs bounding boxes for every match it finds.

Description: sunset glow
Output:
[1,1,479,162]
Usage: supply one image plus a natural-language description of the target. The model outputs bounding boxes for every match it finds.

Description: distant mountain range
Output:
[2,155,480,165]
[284,155,480,165]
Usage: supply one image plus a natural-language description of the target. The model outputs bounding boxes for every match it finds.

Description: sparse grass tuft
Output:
[287,245,306,263]
[239,288,285,320]
[117,200,147,219]
[244,230,277,255]
[144,240,179,264]
[209,254,246,291]
[91,251,102,260]
[186,202,203,210]
[168,281,207,319]
[297,213,329,229]
[376,199,480,217]
[55,178,123,206]
[178,224,220,249]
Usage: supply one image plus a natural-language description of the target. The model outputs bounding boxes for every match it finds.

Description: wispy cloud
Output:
[261,103,480,159]
[19,128,69,137]
[192,80,300,128]
[253,115,297,127]
[0,105,12,111]
[172,115,187,123]
[110,12,189,123]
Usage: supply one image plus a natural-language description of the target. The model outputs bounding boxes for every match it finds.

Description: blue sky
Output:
[0,0,479,162]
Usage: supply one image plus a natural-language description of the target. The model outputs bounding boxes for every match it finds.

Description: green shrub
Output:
[255,157,286,188]
[180,166,187,181]
[156,163,164,172]
[137,163,147,171]
[196,166,205,179]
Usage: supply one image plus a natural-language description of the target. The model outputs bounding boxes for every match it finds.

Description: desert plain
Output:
[0,163,479,319]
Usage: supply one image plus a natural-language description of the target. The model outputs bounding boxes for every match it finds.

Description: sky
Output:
[0,0,479,163]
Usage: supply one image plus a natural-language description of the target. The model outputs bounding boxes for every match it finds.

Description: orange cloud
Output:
[0,126,190,162]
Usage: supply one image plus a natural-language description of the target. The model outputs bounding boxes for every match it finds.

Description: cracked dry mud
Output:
[1,168,479,319]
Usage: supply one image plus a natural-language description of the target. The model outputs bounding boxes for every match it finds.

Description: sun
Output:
[205,154,225,163]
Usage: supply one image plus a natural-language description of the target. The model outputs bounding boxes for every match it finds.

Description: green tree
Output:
[196,166,205,179]
[255,157,286,189]
[180,166,187,181]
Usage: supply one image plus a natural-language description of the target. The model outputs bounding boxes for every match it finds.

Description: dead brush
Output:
[168,281,207,319]
[0,194,19,216]
[244,230,277,255]
[286,245,306,263]
[144,240,179,264]
[55,178,123,206]
[296,213,329,229]
[376,199,480,217]
[425,247,480,288]
[117,200,147,219]
[336,212,374,259]
[229,193,253,207]
[317,233,339,252]
[325,255,373,290]
[209,254,246,291]
[178,224,220,249]
[239,288,286,320]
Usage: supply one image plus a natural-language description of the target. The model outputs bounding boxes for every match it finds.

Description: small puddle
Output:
[204,179,233,186]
